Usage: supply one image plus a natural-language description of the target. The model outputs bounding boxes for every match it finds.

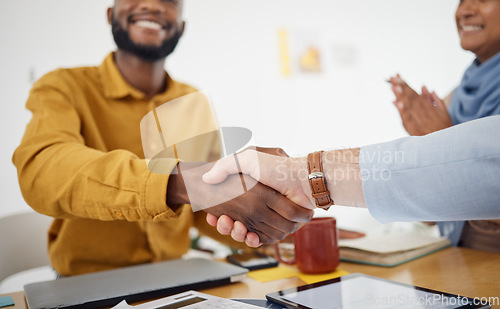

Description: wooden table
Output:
[3,247,499,308]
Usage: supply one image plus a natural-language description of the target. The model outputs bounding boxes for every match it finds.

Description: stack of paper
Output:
[338,234,451,267]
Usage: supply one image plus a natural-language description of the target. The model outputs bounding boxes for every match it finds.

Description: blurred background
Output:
[0,0,472,234]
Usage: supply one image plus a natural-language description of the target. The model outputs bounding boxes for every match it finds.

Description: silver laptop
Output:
[24,258,247,309]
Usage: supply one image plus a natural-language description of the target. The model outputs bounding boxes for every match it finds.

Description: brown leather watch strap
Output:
[307,151,334,208]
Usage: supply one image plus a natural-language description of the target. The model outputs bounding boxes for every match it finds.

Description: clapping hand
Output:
[390,74,452,136]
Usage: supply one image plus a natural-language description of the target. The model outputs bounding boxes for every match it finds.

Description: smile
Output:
[134,20,163,30]
[460,24,484,32]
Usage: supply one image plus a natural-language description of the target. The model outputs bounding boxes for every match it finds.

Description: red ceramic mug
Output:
[275,217,339,274]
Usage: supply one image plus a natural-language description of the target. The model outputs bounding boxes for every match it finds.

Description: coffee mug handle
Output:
[274,243,295,265]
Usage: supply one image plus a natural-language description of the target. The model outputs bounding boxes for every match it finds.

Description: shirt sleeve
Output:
[360,115,500,223]
[12,71,179,222]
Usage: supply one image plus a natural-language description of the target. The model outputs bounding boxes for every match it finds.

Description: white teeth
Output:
[135,20,162,30]
[461,25,483,32]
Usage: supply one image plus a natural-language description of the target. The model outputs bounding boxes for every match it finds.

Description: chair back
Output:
[0,212,52,282]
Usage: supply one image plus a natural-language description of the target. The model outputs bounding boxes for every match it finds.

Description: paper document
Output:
[339,234,450,254]
[111,290,260,309]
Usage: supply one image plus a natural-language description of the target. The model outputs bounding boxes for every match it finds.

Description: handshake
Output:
[176,147,365,248]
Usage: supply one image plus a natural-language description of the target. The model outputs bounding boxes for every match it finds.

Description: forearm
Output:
[361,116,500,222]
[293,149,366,208]
[14,141,175,221]
[13,77,185,221]
[323,149,366,207]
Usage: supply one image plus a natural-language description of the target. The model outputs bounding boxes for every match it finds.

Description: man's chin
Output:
[129,35,165,49]
[112,22,181,61]
[133,42,164,49]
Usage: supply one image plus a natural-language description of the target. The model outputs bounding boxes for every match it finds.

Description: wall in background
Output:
[0,0,473,231]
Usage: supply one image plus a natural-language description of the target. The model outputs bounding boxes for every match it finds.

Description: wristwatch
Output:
[307,151,334,209]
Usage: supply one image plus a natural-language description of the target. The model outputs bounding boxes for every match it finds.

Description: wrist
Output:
[323,149,366,207]
[305,151,334,209]
[289,156,315,208]
[296,149,366,209]
[166,162,189,206]
[166,161,210,207]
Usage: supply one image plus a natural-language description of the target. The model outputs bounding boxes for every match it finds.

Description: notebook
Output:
[338,234,451,267]
[24,258,247,309]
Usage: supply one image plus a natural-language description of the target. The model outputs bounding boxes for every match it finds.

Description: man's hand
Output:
[204,174,313,245]
[206,214,365,247]
[206,214,260,247]
[174,161,313,245]
[203,149,313,209]
[204,146,312,247]
[390,74,452,136]
[203,147,368,247]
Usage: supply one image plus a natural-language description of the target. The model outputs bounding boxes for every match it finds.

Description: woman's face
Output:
[456,0,500,62]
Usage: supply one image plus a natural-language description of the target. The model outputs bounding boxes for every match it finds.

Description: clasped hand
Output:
[181,147,314,247]
[197,147,365,247]
[201,147,316,247]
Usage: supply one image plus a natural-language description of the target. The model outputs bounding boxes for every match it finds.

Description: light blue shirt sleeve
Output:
[360,115,500,223]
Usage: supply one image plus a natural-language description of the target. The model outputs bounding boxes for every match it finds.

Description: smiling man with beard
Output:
[12,0,312,276]
[110,8,183,63]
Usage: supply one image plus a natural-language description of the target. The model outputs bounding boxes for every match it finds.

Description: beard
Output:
[111,17,182,62]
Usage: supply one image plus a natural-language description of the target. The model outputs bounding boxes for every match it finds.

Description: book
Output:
[338,234,451,267]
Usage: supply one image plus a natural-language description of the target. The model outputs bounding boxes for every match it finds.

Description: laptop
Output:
[24,258,247,309]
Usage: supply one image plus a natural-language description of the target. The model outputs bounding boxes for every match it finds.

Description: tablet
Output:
[266,273,491,309]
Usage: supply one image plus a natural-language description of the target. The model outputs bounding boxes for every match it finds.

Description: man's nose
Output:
[137,0,167,14]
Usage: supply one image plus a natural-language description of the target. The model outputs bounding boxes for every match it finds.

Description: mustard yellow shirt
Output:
[13,53,242,276]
